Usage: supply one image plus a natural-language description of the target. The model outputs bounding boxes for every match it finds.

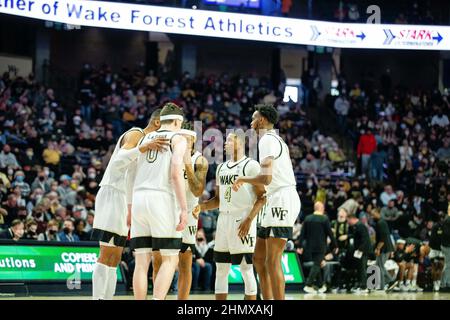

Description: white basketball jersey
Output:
[258,130,296,195]
[99,127,144,193]
[184,151,202,210]
[133,130,181,195]
[216,157,260,216]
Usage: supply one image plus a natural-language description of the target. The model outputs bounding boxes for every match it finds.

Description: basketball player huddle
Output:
[90,102,301,300]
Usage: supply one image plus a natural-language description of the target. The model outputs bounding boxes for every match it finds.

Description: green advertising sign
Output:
[0,245,122,282]
[228,252,303,284]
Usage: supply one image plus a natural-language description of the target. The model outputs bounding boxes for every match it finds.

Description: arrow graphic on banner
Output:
[433,32,443,43]
[310,25,321,41]
[356,32,366,40]
[383,29,396,45]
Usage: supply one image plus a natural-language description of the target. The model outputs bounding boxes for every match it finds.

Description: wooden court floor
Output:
[1,292,449,300]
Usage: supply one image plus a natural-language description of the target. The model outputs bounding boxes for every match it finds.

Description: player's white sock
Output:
[104,266,118,300]
[240,260,257,296]
[92,262,109,300]
[412,279,417,287]
[405,280,411,286]
[215,263,231,294]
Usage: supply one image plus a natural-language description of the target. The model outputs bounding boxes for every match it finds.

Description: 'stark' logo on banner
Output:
[384,28,444,47]
[310,25,365,45]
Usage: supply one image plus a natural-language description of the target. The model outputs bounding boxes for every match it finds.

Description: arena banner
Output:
[229,252,303,284]
[1,0,450,50]
[0,243,123,282]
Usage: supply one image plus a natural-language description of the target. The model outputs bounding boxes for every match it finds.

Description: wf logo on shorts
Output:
[240,235,255,247]
[271,207,288,221]
[188,226,197,236]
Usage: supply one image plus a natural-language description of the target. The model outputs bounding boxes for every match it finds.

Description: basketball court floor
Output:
[1,292,449,300]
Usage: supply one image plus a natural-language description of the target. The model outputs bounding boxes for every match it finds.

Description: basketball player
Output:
[233,104,301,300]
[152,122,209,300]
[193,133,266,300]
[130,103,188,300]
[91,109,168,300]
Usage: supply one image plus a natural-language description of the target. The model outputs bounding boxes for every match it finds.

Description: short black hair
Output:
[255,104,279,125]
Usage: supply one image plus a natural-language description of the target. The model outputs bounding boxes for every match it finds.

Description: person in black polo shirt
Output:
[370,207,395,291]
[441,204,450,292]
[299,201,337,294]
[429,214,445,292]
[347,212,372,293]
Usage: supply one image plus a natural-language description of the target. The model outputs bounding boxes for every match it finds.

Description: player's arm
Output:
[185,156,209,197]
[238,183,266,238]
[193,186,220,219]
[110,131,169,170]
[232,156,273,191]
[171,135,188,231]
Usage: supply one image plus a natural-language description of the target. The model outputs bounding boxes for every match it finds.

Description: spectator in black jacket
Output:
[371,207,395,291]
[299,202,337,294]
[441,204,450,292]
[0,219,24,241]
[347,212,372,293]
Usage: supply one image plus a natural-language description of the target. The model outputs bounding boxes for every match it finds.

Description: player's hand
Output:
[375,248,381,257]
[238,217,252,239]
[138,137,169,153]
[338,235,348,241]
[176,209,188,231]
[192,205,202,220]
[297,248,304,255]
[334,247,339,255]
[232,177,244,192]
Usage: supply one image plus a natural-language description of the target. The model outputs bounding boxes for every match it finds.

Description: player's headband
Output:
[160,114,184,121]
[179,129,197,138]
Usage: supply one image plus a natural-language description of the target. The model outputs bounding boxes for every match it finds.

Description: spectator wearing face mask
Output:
[58,219,80,242]
[23,219,39,240]
[31,171,51,193]
[300,153,318,175]
[37,219,61,241]
[19,147,39,172]
[0,144,20,169]
[0,219,24,241]
[192,229,214,291]
[11,171,31,198]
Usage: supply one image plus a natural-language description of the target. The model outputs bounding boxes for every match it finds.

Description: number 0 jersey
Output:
[216,156,261,216]
[133,130,181,195]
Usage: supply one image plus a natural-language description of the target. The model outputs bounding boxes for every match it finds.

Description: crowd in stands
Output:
[0,60,449,293]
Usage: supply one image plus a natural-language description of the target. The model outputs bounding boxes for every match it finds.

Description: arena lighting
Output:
[0,0,449,50]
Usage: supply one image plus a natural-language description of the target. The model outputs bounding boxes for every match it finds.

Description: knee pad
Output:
[240,260,257,296]
[215,263,230,294]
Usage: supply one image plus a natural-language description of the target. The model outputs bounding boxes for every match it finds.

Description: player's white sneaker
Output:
[318,285,327,294]
[304,286,317,294]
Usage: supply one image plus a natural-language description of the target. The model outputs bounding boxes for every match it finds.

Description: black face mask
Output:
[36,212,43,218]
[39,176,45,182]
[63,227,70,234]
[49,230,57,235]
